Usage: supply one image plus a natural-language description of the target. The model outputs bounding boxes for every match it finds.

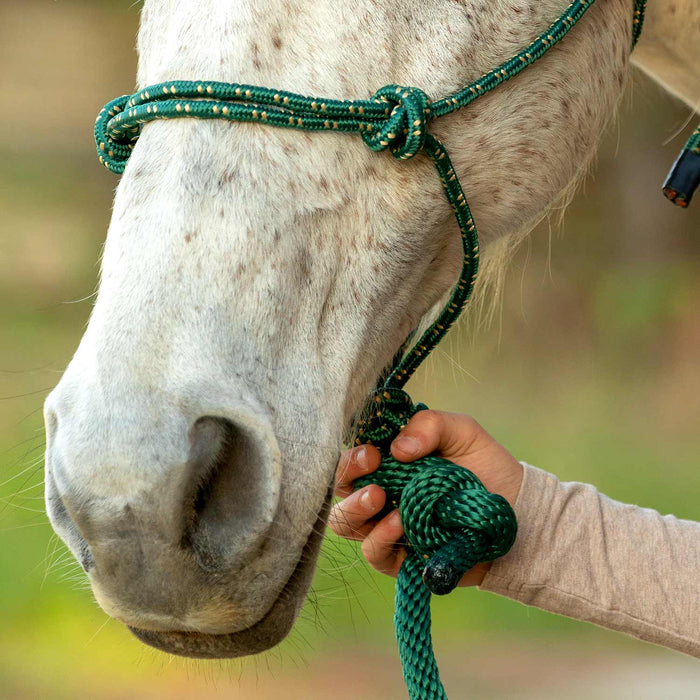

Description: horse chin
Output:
[127,487,332,659]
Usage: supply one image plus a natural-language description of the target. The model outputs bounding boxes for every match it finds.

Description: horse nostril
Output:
[180,416,279,572]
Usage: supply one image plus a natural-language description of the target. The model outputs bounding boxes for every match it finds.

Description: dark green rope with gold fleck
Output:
[94,1,692,697]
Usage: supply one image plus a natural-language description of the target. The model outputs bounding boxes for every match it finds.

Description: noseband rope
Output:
[96,1,695,697]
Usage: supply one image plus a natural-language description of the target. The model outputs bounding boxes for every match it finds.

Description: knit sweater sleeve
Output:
[479,463,700,656]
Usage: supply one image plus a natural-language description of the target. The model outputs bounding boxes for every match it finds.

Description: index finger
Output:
[335,445,382,497]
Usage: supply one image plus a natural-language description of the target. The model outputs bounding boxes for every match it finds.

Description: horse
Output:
[43,0,699,660]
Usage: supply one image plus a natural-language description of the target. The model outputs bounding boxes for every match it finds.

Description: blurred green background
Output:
[1,2,699,698]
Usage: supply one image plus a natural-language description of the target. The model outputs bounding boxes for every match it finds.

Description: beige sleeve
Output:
[480,463,700,657]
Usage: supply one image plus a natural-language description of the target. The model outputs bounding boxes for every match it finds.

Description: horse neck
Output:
[633,0,700,107]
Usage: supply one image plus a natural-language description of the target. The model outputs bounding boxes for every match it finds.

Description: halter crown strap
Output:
[94,2,689,698]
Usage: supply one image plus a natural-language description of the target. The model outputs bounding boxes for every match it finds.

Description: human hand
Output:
[328,411,523,587]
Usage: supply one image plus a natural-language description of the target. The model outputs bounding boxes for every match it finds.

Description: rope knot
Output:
[362,85,432,161]
[353,390,517,596]
[353,387,425,454]
[400,460,517,594]
[94,94,139,174]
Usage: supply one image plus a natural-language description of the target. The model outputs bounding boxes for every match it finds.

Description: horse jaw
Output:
[44,0,633,657]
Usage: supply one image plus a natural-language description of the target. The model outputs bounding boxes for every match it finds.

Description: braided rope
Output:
[632,0,648,47]
[92,2,693,697]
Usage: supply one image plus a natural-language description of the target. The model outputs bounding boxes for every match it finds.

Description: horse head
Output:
[43,0,634,657]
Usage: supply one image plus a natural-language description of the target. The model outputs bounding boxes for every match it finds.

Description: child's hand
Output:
[328,411,523,586]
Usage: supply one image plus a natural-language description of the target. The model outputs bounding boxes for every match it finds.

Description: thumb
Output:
[390,410,488,463]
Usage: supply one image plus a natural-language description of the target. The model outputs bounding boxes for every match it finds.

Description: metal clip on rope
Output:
[93,1,693,697]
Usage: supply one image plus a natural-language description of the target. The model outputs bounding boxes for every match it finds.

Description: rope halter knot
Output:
[94,94,138,174]
[353,386,422,452]
[362,85,432,161]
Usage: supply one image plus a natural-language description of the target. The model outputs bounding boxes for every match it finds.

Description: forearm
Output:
[480,464,700,656]
[632,0,700,107]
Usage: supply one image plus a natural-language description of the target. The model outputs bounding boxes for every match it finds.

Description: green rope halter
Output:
[95,1,695,697]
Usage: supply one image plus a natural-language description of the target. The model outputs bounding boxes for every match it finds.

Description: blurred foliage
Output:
[1,1,699,698]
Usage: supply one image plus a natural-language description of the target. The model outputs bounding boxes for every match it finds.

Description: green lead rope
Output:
[94,1,693,697]
[352,389,517,699]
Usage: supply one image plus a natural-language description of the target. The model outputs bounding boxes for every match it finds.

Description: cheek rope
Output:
[94,1,694,697]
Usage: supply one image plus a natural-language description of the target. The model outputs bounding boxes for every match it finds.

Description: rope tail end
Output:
[663,136,700,208]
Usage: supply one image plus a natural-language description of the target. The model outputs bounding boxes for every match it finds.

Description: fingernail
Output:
[355,446,370,472]
[360,488,374,510]
[393,435,420,457]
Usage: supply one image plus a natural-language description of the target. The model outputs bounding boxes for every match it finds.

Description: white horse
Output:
[44,0,698,658]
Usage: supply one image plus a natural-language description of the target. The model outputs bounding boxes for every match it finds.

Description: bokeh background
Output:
[1,2,699,698]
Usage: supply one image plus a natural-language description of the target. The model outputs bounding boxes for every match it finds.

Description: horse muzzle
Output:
[43,382,328,648]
